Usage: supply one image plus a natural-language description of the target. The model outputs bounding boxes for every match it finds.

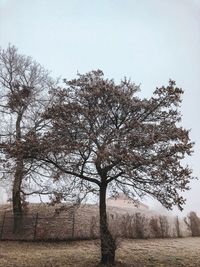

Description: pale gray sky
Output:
[0,0,199,214]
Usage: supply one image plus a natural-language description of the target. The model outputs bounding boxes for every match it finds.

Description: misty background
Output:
[0,0,199,215]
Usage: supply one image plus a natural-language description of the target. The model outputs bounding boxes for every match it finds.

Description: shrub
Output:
[149,217,162,238]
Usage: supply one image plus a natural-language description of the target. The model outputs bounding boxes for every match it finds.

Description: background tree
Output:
[19,70,193,265]
[184,211,200,236]
[0,45,57,232]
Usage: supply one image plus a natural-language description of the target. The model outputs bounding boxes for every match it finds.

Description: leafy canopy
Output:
[20,70,194,210]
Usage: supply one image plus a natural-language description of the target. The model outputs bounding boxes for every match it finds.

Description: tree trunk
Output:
[99,183,116,265]
[12,112,24,233]
[12,158,23,233]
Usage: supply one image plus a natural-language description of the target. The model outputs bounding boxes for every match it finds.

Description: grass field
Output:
[1,237,200,267]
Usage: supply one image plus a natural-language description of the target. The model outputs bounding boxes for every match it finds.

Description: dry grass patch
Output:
[0,240,99,267]
[1,238,200,267]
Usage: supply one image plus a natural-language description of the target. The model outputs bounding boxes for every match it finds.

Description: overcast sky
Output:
[0,0,199,215]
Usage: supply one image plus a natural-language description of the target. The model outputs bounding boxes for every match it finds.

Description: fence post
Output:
[72,208,75,239]
[0,211,6,240]
[34,213,38,240]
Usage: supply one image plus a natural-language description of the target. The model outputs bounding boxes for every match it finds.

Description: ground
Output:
[0,237,200,267]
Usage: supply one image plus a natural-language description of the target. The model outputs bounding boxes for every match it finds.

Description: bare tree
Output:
[17,70,193,265]
[0,45,57,232]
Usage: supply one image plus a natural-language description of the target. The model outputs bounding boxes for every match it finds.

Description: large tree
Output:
[19,70,193,265]
[0,45,57,232]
